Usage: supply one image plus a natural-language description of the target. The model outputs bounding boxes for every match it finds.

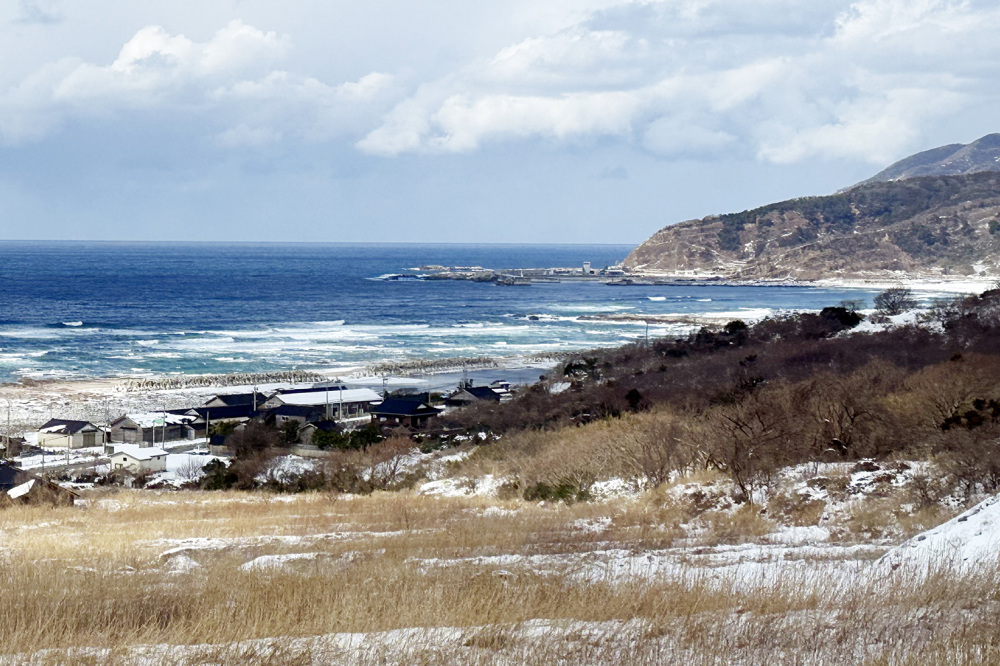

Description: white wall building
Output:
[109,445,168,473]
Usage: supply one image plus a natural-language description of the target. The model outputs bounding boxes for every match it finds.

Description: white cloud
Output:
[0,20,395,147]
[643,116,736,156]
[3,0,1000,168]
[337,72,395,102]
[430,91,639,152]
[357,0,1000,163]
[53,21,288,107]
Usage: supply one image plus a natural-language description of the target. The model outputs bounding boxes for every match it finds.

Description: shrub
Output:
[523,481,591,503]
[227,423,284,458]
[313,424,384,451]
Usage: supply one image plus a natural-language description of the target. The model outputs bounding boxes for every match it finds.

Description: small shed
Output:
[36,419,102,449]
[298,420,342,446]
[110,446,168,473]
[207,434,232,457]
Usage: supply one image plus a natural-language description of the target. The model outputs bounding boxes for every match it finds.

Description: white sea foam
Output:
[547,304,636,313]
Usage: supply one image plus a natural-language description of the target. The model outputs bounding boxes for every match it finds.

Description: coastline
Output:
[0,355,559,434]
[1,274,989,435]
[628,271,995,294]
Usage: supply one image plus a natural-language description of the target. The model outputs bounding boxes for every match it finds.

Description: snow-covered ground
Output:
[879,493,1000,575]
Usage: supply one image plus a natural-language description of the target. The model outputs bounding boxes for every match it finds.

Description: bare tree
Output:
[367,437,414,490]
[874,287,917,316]
[176,456,207,483]
[612,413,693,488]
[702,388,793,503]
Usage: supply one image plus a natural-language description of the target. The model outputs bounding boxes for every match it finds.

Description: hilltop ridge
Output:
[625,139,1000,281]
[856,133,1000,186]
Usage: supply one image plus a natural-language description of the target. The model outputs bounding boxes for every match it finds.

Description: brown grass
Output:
[0,489,995,664]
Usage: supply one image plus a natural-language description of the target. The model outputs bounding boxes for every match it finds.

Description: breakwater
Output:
[113,371,326,393]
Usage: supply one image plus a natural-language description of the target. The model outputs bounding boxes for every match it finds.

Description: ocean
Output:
[0,241,882,384]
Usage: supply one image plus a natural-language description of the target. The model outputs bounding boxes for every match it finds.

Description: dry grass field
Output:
[2,485,999,665]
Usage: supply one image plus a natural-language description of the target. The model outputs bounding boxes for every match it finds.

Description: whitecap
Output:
[62,321,84,327]
[647,296,667,302]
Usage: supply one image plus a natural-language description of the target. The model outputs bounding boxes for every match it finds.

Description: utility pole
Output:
[4,398,10,460]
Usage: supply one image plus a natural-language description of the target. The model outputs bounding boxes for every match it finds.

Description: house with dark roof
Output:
[444,385,502,407]
[201,392,269,409]
[264,404,325,427]
[190,404,263,425]
[371,399,442,429]
[36,419,102,449]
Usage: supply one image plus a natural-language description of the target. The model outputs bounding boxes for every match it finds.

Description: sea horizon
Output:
[0,241,880,386]
[0,239,646,248]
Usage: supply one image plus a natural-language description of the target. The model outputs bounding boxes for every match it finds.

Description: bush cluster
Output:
[443,288,1000,502]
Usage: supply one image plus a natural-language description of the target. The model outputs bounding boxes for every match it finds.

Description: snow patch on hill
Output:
[878,494,1000,574]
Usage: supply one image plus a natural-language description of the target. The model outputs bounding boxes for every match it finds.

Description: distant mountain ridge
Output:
[855,133,1000,186]
[624,171,1000,280]
[624,134,1000,281]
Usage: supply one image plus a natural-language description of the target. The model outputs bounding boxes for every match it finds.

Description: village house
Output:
[108,412,199,446]
[180,404,263,434]
[263,387,383,423]
[266,404,325,428]
[444,384,503,408]
[36,419,102,449]
[370,398,442,429]
[201,391,269,410]
[109,445,168,474]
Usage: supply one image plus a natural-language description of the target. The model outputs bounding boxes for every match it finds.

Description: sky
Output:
[0,0,998,245]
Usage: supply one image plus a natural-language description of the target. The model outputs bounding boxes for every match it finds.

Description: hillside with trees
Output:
[442,288,1000,504]
[856,133,1000,185]
[625,170,1000,280]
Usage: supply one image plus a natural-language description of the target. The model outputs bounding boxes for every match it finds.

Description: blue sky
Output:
[1,0,998,244]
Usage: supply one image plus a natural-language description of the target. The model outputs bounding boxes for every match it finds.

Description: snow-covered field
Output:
[2,475,997,664]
